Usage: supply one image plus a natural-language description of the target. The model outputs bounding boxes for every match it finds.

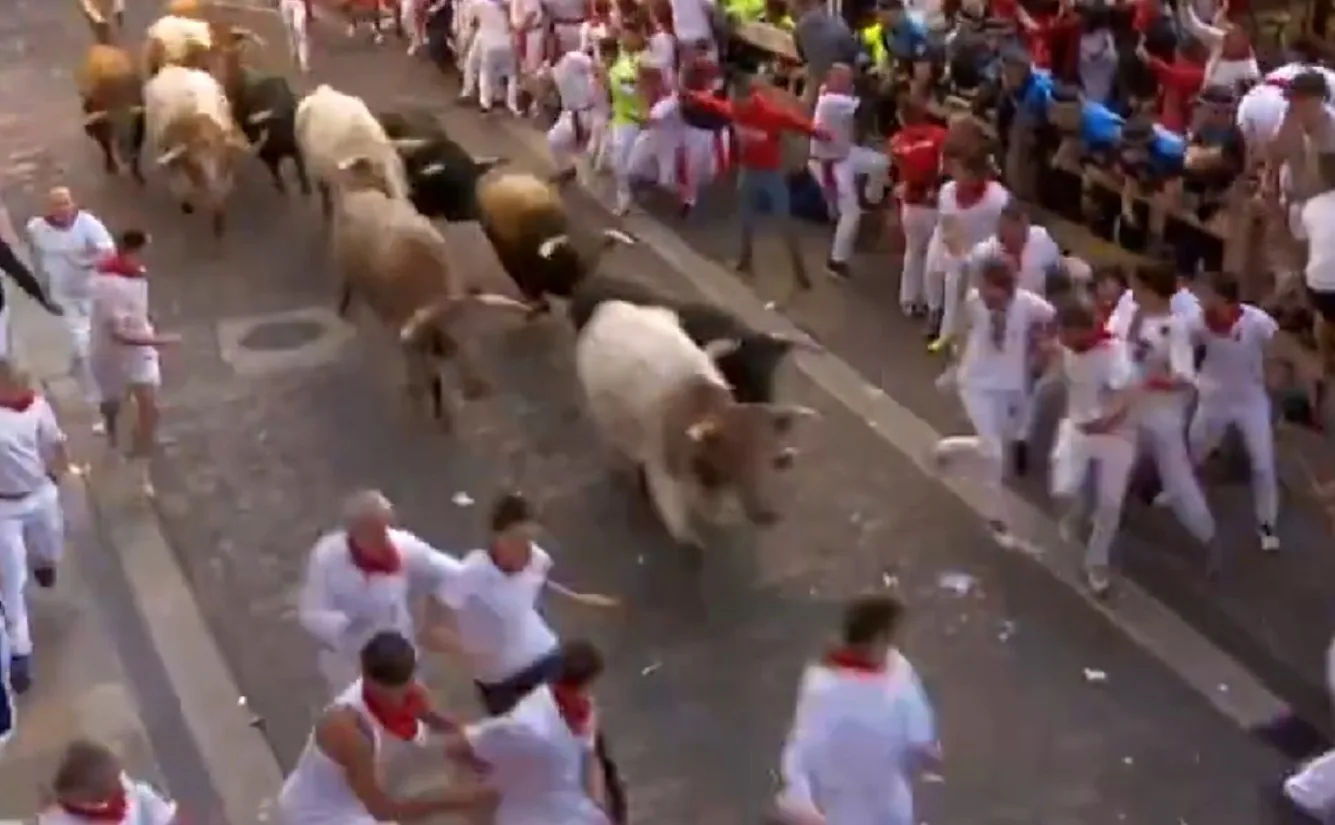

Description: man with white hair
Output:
[298,490,464,693]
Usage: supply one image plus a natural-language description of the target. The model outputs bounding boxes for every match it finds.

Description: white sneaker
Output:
[1151,490,1171,508]
[1259,525,1280,553]
[1084,565,1111,598]
[988,520,1017,550]
[91,420,106,435]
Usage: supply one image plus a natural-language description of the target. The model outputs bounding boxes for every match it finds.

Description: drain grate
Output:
[237,319,327,352]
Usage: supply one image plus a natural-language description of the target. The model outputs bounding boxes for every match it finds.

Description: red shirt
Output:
[1148,55,1204,133]
[888,123,947,204]
[1024,12,1080,73]
[682,90,820,170]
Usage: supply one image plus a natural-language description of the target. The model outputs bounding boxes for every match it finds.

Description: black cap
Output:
[1197,84,1237,105]
[1288,70,1330,101]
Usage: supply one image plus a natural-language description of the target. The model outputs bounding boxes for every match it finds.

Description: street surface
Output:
[3,0,1333,822]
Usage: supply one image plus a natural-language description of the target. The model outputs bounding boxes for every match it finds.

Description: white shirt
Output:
[466,686,610,825]
[809,92,858,160]
[647,32,676,86]
[90,269,155,368]
[298,528,460,664]
[779,651,936,825]
[38,776,176,825]
[645,94,683,136]
[968,226,1062,296]
[470,0,512,45]
[1108,303,1197,406]
[933,181,1011,261]
[1108,287,1201,331]
[545,0,588,24]
[1236,64,1335,147]
[957,288,1055,392]
[669,0,716,44]
[513,0,545,30]
[0,394,63,499]
[553,50,596,111]
[1187,303,1277,398]
[436,547,560,684]
[25,212,114,303]
[1060,336,1137,428]
[1298,190,1335,292]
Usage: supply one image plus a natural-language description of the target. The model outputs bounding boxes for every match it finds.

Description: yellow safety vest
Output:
[728,0,767,22]
[861,23,887,66]
[609,53,644,126]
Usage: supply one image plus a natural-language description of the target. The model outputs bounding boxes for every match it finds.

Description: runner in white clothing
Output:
[36,740,177,825]
[460,0,521,114]
[548,45,601,183]
[277,632,495,825]
[279,0,313,72]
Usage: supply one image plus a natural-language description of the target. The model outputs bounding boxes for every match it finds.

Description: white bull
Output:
[142,14,214,75]
[296,84,424,219]
[574,300,815,549]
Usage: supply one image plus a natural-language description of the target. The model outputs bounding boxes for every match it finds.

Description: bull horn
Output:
[247,110,274,124]
[767,332,823,353]
[399,301,449,344]
[390,137,431,153]
[83,110,110,126]
[686,417,719,442]
[78,0,106,25]
[473,155,505,171]
[703,338,741,359]
[156,145,186,165]
[336,154,371,171]
[466,292,530,311]
[537,235,569,259]
[129,105,145,115]
[231,26,267,46]
[765,404,820,420]
[601,228,636,246]
[419,162,446,176]
[249,129,270,152]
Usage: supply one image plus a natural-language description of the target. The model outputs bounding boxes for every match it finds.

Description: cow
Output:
[331,160,529,429]
[574,300,817,549]
[473,172,635,316]
[144,65,254,236]
[296,85,424,219]
[76,0,146,182]
[568,274,820,405]
[375,108,503,221]
[212,37,310,195]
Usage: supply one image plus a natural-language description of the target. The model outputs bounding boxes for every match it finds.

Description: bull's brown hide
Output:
[475,172,564,250]
[78,45,138,102]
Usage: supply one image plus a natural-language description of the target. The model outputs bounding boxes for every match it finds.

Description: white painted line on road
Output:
[492,117,1291,732]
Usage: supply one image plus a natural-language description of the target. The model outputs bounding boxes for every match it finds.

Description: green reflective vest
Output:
[609,53,644,126]
[860,23,886,66]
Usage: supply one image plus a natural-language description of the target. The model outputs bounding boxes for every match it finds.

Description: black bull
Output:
[231,70,311,195]
[376,109,503,221]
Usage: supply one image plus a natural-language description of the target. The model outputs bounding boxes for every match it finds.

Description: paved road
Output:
[2,1,1329,822]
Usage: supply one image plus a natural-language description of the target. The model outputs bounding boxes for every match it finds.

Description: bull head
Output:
[473,156,505,173]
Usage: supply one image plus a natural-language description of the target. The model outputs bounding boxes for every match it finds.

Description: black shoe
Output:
[924,310,943,342]
[32,565,55,589]
[1012,443,1029,478]
[9,654,31,694]
[825,259,851,281]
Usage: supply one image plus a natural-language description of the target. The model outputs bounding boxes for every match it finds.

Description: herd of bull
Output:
[72,0,820,548]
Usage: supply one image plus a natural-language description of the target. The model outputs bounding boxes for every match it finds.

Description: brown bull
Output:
[76,0,146,181]
[155,111,252,237]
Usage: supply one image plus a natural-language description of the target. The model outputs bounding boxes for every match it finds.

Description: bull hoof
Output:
[131,167,146,186]
[460,377,491,399]
[211,215,226,238]
[524,300,551,321]
[180,202,194,215]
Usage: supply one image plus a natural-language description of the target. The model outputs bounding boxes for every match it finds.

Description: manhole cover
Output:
[237,318,327,352]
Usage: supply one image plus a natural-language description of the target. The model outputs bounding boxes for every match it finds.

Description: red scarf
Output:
[551,683,593,735]
[953,180,989,210]
[60,790,129,823]
[97,253,146,279]
[347,534,401,576]
[1067,326,1113,354]
[362,681,428,741]
[0,391,36,413]
[43,212,77,231]
[822,648,885,674]
[1204,303,1243,336]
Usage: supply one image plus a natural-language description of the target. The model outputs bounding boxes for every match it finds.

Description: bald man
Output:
[298,490,465,693]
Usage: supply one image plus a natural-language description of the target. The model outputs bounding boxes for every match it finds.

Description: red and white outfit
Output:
[464,684,611,825]
[889,123,947,314]
[1186,303,1281,549]
[279,0,312,72]
[808,89,890,265]
[90,254,160,404]
[547,48,602,176]
[513,0,548,79]
[37,775,177,825]
[968,225,1062,297]
[626,87,688,203]
[278,679,434,825]
[0,392,66,662]
[546,0,592,58]
[925,179,1009,336]
[460,0,520,113]
[298,528,461,693]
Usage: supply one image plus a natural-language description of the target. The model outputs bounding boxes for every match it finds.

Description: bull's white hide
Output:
[575,300,729,544]
[145,15,214,64]
[296,84,411,201]
[144,65,234,152]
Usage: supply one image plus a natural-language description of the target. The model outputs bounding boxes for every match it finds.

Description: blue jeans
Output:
[738,168,790,230]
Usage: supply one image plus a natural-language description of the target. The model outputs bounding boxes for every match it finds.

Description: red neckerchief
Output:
[822,648,885,674]
[347,533,402,576]
[488,544,527,575]
[0,392,36,413]
[1067,326,1113,354]
[97,253,146,279]
[1204,303,1243,336]
[60,790,129,823]
[362,682,428,741]
[551,683,593,735]
[43,213,77,230]
[954,180,989,209]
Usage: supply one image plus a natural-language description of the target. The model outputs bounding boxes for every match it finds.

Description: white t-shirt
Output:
[1187,303,1277,398]
[0,394,63,499]
[553,50,596,111]
[38,775,176,825]
[957,288,1055,391]
[471,0,512,45]
[934,181,1011,261]
[90,270,156,372]
[670,0,716,45]
[809,92,858,160]
[25,212,115,302]
[1108,304,1196,404]
[1060,337,1137,427]
[513,0,545,30]
[968,225,1062,296]
[1298,190,1335,292]
[436,547,560,684]
[1107,287,1201,331]
[466,686,610,825]
[647,32,676,85]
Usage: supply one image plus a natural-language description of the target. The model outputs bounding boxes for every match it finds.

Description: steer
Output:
[569,274,820,404]
[76,0,145,182]
[144,65,253,237]
[375,108,503,221]
[574,300,817,549]
[214,40,310,195]
[296,85,424,219]
[474,172,635,316]
[332,161,528,429]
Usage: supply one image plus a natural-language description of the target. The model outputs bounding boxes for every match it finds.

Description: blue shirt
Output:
[887,15,928,60]
[1148,126,1186,176]
[1011,68,1054,124]
[1079,101,1124,152]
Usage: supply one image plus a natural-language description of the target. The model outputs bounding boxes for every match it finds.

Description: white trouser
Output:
[808,147,890,264]
[280,0,311,71]
[628,125,681,190]
[466,36,518,109]
[0,481,64,657]
[680,127,729,205]
[608,121,642,210]
[548,109,599,171]
[935,385,1025,526]
[1050,420,1136,569]
[516,28,546,76]
[1285,744,1335,821]
[1135,398,1216,544]
[50,290,96,404]
[551,20,582,55]
[1188,390,1278,529]
[899,202,937,309]
[399,0,424,46]
[92,346,162,404]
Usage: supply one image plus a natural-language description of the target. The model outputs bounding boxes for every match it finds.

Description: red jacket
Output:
[888,123,947,204]
[682,90,822,170]
[1148,55,1204,133]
